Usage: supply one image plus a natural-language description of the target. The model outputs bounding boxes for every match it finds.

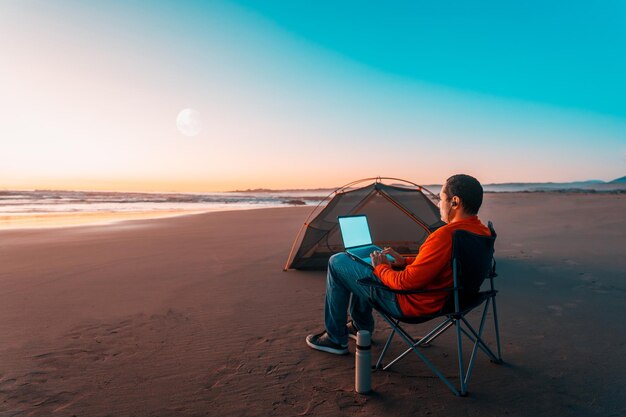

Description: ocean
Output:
[0,189,329,229]
[0,190,327,217]
[1,182,622,229]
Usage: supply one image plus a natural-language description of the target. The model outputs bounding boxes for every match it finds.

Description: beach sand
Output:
[0,193,624,416]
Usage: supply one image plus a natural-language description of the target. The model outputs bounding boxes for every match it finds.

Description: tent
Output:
[284,177,445,270]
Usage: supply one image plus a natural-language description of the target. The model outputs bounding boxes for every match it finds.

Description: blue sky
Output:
[0,1,624,191]
[234,0,626,117]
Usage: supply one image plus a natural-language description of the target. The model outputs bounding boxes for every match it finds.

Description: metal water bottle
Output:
[355,330,372,394]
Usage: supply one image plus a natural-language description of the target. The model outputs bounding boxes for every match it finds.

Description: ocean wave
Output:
[0,190,324,215]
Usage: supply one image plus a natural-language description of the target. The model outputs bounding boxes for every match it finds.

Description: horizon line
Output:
[1,177,624,195]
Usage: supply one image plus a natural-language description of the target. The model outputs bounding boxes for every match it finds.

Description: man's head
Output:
[438,174,483,223]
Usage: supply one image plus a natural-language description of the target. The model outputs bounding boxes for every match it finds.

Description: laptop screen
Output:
[338,215,373,249]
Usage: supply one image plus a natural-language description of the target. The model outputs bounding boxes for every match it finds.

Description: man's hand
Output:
[370,250,390,268]
[382,247,406,268]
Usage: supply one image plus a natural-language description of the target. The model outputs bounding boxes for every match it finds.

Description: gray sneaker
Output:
[306,331,349,355]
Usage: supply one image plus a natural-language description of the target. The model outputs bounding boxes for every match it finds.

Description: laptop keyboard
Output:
[349,246,378,258]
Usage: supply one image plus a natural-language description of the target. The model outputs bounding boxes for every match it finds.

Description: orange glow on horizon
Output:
[3,170,605,194]
[2,171,453,193]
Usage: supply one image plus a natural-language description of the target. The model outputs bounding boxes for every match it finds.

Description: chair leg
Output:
[455,318,467,396]
[460,316,499,363]
[452,303,493,360]
[389,318,454,368]
[463,299,491,387]
[421,319,455,345]
[458,326,493,359]
[491,296,503,363]
[376,323,397,369]
[393,321,461,396]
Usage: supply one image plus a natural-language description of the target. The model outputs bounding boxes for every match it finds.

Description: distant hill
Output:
[609,176,626,183]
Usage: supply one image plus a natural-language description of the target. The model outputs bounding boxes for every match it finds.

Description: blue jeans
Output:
[324,252,403,345]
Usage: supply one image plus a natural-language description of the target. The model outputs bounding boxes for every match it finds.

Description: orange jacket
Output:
[374,216,491,316]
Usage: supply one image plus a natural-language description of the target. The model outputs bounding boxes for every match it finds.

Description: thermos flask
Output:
[355,330,372,394]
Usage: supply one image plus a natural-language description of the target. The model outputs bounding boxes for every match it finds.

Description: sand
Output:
[0,193,624,416]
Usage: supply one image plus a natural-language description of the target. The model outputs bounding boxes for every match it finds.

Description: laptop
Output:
[338,214,395,268]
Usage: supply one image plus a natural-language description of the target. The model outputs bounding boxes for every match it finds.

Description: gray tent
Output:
[284,178,444,270]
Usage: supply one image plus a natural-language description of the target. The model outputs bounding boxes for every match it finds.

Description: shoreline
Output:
[0,209,208,231]
[0,190,622,231]
[0,205,306,231]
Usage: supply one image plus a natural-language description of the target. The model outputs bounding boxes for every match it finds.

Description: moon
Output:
[176,108,202,137]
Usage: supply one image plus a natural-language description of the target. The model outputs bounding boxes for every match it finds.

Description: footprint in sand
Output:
[1,310,195,415]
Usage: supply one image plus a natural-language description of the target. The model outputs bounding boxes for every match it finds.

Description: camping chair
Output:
[357,222,502,396]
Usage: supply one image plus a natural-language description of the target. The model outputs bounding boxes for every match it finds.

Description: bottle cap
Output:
[356,330,371,347]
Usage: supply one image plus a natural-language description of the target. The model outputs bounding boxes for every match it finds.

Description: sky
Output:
[1,0,625,192]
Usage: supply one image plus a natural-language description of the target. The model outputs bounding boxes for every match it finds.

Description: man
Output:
[306,174,492,355]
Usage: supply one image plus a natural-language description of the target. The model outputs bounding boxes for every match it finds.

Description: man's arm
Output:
[373,231,452,290]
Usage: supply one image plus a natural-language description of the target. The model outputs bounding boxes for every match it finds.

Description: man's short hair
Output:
[444,174,483,215]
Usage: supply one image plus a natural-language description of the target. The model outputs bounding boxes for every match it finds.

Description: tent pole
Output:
[283,221,309,271]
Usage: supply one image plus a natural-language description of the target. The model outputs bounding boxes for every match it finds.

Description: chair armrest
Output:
[357,278,457,295]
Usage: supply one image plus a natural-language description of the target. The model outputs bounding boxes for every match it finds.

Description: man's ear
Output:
[451,196,460,207]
